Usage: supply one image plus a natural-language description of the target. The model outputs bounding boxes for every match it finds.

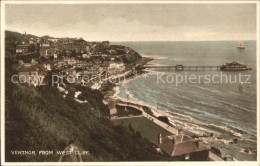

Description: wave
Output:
[140,53,169,60]
[115,76,258,155]
[188,85,220,93]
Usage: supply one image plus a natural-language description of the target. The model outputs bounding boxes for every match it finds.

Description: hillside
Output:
[5,59,172,162]
[5,30,38,40]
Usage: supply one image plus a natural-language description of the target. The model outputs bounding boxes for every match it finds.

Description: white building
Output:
[108,63,125,75]
[82,53,89,59]
[48,38,59,42]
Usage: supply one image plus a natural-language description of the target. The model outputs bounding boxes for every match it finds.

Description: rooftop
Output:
[16,63,44,72]
[153,134,210,157]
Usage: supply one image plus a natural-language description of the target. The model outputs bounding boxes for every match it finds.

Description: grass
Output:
[5,71,173,161]
[112,116,172,141]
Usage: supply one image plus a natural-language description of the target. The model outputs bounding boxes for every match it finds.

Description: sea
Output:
[112,41,257,161]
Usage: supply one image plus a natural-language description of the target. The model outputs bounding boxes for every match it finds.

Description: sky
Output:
[5,3,257,41]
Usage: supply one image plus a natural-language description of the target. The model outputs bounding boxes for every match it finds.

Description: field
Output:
[112,116,172,141]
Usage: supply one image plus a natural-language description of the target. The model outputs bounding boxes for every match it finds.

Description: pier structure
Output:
[138,65,221,71]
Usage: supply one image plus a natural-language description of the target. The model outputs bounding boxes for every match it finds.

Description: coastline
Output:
[110,71,226,161]
[106,49,257,161]
[107,55,241,161]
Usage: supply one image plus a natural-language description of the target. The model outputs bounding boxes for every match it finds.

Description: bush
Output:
[5,80,172,161]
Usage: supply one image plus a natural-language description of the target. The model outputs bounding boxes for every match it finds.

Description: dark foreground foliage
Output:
[5,60,172,162]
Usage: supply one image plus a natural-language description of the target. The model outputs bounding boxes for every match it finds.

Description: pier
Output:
[137,65,221,71]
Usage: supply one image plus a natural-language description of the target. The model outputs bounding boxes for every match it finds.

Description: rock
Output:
[233,138,239,144]
[244,149,249,153]
[210,147,222,157]
[224,154,233,161]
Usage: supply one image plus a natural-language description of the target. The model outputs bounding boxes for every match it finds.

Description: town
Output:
[5,30,142,88]
[5,30,225,162]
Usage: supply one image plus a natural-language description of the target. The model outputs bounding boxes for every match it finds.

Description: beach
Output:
[111,41,257,161]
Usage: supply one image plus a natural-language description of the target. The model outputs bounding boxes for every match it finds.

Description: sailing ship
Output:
[236,41,246,49]
[221,41,251,71]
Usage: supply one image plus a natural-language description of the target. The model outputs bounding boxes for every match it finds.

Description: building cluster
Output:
[8,31,129,87]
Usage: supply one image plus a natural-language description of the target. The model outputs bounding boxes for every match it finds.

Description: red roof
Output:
[153,134,210,157]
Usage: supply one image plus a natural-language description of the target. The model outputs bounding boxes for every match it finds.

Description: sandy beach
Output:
[109,63,235,161]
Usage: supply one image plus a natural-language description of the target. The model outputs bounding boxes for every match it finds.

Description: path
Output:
[116,102,178,135]
[116,102,224,161]
[111,115,143,120]
[209,152,224,161]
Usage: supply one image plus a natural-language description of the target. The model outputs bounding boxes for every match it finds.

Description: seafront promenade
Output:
[111,101,223,161]
[116,102,179,135]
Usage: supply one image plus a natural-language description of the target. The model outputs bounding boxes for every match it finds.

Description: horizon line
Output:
[110,40,256,42]
[5,30,256,42]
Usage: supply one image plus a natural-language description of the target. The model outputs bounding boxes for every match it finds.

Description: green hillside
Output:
[5,30,38,40]
[5,59,172,162]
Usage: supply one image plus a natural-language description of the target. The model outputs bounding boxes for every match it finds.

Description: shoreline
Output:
[106,56,237,161]
[110,77,226,161]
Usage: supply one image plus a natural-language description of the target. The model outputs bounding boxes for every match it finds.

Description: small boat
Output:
[239,82,243,92]
[239,82,243,88]
[237,41,246,49]
[220,62,252,71]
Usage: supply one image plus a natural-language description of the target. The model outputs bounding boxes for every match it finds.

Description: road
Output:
[116,102,224,161]
[111,115,143,120]
[209,152,224,161]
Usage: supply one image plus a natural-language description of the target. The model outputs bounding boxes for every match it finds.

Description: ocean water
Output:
[112,41,257,161]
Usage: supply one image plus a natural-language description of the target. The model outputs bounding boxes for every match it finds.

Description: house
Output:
[48,38,59,43]
[31,58,37,65]
[16,63,45,86]
[56,60,67,68]
[29,37,36,44]
[153,130,210,161]
[53,53,58,59]
[67,57,77,66]
[40,43,54,57]
[82,53,89,59]
[16,44,35,54]
[107,63,125,75]
[43,60,55,71]
[86,45,90,52]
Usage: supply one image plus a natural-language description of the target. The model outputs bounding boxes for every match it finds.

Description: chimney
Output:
[178,129,184,135]
[158,133,162,144]
[172,138,175,144]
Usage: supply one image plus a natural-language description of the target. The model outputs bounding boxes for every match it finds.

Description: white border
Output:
[1,0,6,165]
[1,1,259,166]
